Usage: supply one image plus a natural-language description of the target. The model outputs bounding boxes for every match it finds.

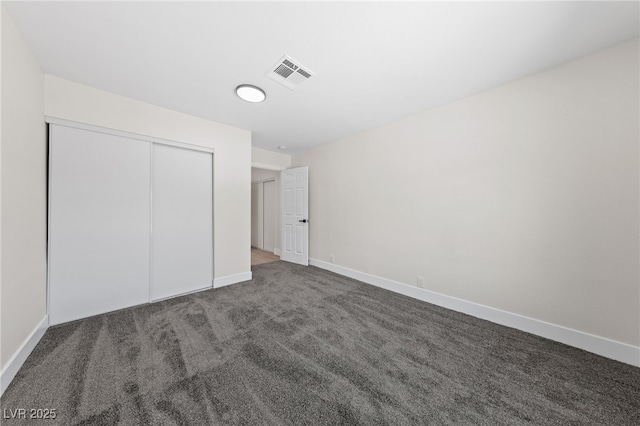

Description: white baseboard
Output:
[1,315,49,396]
[309,259,640,367]
[214,271,252,289]
[274,248,281,256]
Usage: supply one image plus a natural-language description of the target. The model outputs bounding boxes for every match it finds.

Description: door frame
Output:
[251,177,277,252]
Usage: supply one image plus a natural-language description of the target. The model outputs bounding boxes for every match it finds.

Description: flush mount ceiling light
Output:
[277,145,286,150]
[235,84,266,103]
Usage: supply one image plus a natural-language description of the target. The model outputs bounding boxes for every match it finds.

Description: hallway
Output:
[251,247,280,266]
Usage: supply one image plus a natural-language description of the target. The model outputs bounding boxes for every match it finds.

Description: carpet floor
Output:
[1,261,639,425]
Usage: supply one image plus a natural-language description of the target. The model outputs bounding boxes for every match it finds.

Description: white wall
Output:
[1,7,47,370]
[293,39,639,348]
[252,146,291,171]
[251,168,281,254]
[252,168,279,182]
[44,75,252,281]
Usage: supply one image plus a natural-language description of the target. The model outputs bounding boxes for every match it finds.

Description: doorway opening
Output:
[251,167,281,266]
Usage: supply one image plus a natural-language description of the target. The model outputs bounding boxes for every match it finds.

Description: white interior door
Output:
[263,180,276,252]
[151,144,213,301]
[48,125,151,325]
[281,167,308,265]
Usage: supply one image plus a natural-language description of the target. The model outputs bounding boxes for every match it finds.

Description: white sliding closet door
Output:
[151,144,213,301]
[49,125,151,325]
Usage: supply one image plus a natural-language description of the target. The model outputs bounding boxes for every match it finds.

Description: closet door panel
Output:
[151,144,213,301]
[49,125,151,325]
[263,180,276,252]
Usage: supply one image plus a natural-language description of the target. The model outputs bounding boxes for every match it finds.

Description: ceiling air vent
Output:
[265,55,315,90]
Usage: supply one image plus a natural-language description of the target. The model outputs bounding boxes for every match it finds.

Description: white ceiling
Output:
[5,1,639,153]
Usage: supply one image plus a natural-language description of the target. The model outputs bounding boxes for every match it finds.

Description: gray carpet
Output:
[1,261,639,425]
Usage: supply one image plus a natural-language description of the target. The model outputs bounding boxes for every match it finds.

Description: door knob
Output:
[299,219,308,223]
